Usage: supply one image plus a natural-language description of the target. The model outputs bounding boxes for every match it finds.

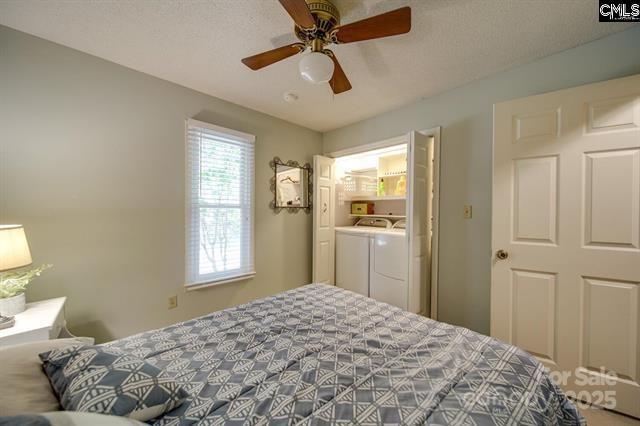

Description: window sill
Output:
[184,272,255,291]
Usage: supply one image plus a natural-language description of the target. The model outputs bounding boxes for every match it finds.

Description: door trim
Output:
[324,135,408,158]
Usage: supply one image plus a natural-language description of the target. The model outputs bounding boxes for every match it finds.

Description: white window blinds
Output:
[186,119,255,287]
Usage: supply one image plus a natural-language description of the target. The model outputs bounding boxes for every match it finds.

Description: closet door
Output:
[407,131,431,314]
[313,155,336,284]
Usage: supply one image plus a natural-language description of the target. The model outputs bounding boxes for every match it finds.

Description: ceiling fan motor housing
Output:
[294,0,340,45]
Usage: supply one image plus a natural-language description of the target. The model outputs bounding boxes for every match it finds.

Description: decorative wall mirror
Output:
[269,157,312,213]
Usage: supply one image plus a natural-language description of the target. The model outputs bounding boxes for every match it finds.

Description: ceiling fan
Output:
[241,0,411,94]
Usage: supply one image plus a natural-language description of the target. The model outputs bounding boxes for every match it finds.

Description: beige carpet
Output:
[579,407,640,425]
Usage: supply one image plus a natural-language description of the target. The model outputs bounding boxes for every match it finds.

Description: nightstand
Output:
[0,297,67,347]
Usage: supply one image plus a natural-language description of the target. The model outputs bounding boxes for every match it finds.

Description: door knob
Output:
[496,249,509,260]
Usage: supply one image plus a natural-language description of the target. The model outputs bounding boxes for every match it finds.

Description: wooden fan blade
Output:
[332,7,411,44]
[326,51,352,94]
[278,0,315,30]
[241,43,305,70]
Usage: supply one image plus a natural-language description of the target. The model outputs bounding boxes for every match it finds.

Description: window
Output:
[185,119,255,287]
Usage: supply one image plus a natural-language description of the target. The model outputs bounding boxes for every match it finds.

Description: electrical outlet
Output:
[463,205,472,219]
[168,295,178,309]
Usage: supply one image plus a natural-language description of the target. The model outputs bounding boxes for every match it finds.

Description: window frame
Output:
[184,118,256,290]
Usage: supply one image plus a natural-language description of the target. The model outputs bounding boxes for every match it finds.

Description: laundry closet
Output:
[313,131,435,315]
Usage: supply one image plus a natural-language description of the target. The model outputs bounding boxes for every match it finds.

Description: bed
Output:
[106,284,583,425]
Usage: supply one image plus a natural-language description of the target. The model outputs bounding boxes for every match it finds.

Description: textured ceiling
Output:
[0,0,635,131]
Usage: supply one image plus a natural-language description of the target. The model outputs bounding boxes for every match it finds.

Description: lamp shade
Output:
[0,225,32,272]
[298,52,335,84]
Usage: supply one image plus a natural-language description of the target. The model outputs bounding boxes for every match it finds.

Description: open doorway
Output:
[313,128,441,318]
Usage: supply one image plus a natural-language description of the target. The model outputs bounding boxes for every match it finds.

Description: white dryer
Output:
[369,226,407,310]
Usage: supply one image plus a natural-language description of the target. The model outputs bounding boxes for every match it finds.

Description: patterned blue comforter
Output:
[107,284,583,425]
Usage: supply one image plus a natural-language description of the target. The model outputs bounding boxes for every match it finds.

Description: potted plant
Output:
[0,264,52,317]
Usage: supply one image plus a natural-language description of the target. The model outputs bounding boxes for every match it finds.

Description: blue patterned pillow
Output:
[39,345,187,421]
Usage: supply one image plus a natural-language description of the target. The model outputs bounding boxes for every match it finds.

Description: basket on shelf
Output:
[341,173,377,198]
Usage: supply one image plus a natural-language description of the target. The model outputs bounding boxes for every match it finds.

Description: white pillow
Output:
[0,338,91,415]
[0,412,145,425]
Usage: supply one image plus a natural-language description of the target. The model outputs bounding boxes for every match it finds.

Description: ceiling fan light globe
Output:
[298,52,334,84]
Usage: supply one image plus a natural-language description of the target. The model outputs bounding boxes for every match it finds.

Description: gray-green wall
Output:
[0,26,322,342]
[323,26,640,334]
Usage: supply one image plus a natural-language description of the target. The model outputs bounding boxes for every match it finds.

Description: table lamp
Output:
[0,225,33,272]
[0,225,33,327]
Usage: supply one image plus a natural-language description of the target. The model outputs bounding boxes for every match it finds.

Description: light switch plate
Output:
[463,205,472,219]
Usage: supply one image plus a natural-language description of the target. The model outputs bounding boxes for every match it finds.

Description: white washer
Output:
[335,226,371,296]
[369,228,407,310]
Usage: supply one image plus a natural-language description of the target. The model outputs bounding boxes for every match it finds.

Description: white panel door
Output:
[313,155,335,284]
[492,74,640,417]
[407,131,431,315]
